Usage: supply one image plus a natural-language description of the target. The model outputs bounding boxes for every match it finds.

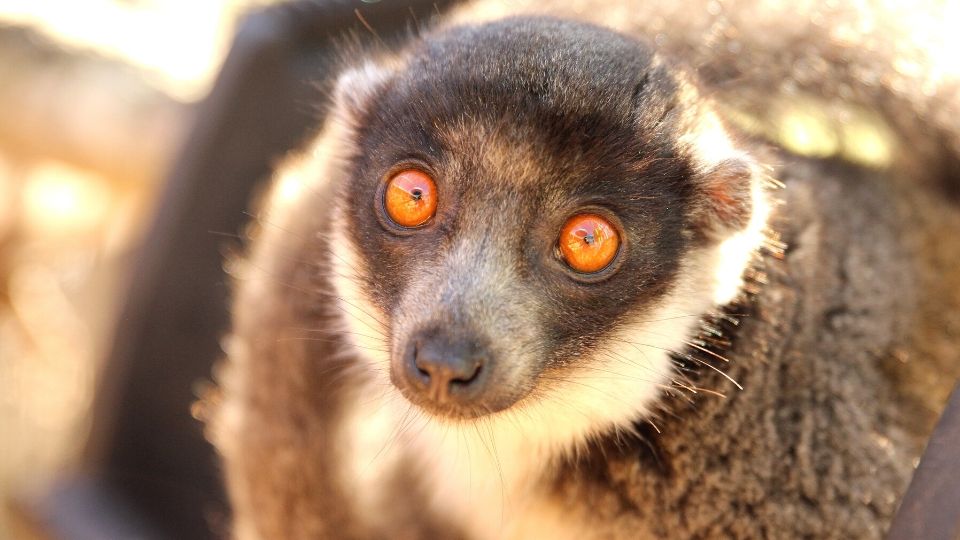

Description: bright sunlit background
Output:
[0,2,279,536]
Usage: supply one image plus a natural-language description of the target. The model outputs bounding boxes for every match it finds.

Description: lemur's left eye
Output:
[384,169,437,227]
[559,214,620,273]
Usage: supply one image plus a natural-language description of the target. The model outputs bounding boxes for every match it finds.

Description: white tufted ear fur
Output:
[331,61,394,123]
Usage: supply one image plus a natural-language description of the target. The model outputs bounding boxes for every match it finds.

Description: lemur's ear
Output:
[690,157,755,240]
[332,62,393,122]
[676,103,758,241]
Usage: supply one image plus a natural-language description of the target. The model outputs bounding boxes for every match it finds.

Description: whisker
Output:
[245,262,388,336]
[366,402,415,472]
[276,336,389,353]
[243,212,372,287]
[284,326,385,342]
[686,355,743,390]
[623,339,743,390]
[619,328,733,364]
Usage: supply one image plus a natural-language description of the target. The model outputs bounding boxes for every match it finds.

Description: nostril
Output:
[405,342,432,388]
[450,361,483,387]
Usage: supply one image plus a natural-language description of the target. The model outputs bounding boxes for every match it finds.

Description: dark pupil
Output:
[584,233,595,245]
[411,188,423,201]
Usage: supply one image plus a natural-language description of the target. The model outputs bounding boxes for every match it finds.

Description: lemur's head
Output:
[316,17,768,442]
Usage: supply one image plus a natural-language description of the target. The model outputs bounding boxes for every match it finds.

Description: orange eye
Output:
[559,213,620,273]
[384,169,437,227]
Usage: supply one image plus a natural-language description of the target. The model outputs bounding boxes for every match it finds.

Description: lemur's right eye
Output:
[559,213,620,273]
[384,169,437,228]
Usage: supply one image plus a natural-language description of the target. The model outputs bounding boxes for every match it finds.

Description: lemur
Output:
[208,1,960,538]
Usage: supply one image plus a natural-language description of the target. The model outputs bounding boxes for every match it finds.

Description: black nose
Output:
[402,329,489,407]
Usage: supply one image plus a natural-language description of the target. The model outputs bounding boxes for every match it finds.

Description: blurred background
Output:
[0,1,275,537]
[0,2,451,537]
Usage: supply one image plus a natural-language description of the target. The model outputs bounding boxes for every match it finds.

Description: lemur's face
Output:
[327,18,757,424]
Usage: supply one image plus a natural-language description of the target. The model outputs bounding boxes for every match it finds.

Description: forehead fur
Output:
[408,16,664,112]
[356,17,685,173]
